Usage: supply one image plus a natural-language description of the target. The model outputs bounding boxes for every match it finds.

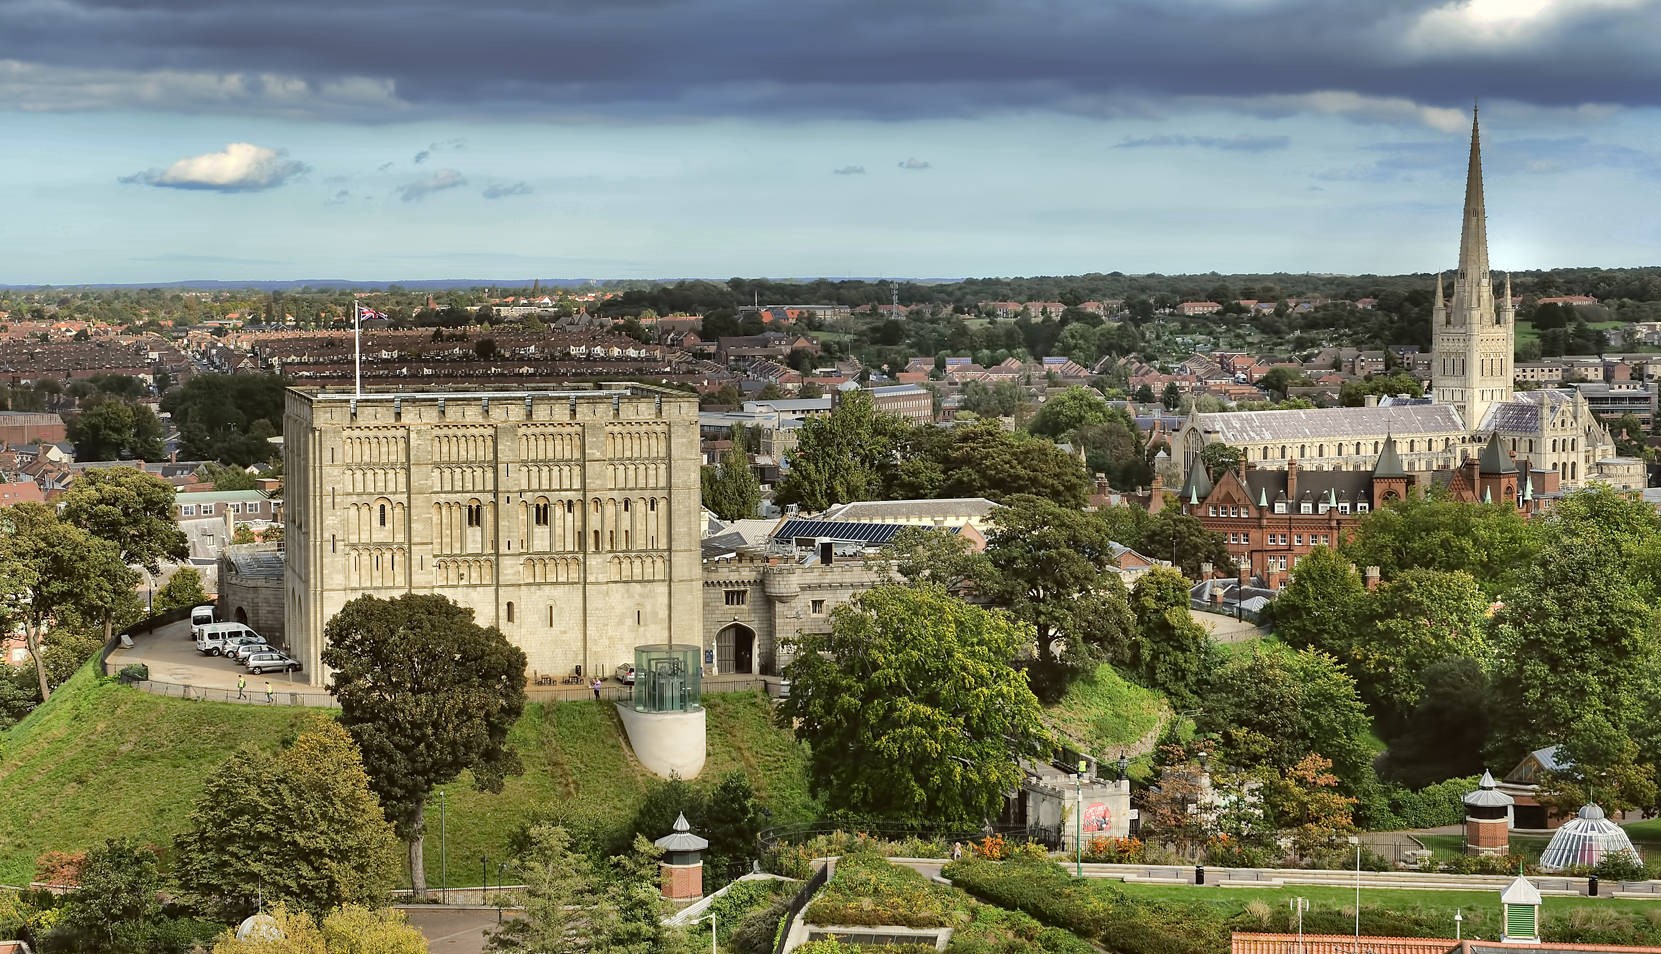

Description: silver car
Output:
[244,651,302,675]
[210,634,266,658]
[227,641,273,663]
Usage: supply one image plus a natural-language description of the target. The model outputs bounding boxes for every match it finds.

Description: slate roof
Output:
[1193,404,1465,443]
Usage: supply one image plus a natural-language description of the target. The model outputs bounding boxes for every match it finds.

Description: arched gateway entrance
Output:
[715,623,756,675]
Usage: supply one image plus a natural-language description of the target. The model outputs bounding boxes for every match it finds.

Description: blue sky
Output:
[2,0,1660,283]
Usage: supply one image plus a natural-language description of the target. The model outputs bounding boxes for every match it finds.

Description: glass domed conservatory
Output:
[1537,804,1641,871]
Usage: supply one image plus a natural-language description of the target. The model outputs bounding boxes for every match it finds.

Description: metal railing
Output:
[122,679,341,708]
[773,863,831,954]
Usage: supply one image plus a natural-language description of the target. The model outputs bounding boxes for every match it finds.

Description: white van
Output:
[196,622,258,656]
[190,605,215,632]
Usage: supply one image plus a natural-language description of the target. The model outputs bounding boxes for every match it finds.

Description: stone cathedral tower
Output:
[1431,107,1515,428]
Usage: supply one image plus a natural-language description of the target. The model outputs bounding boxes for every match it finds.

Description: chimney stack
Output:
[1286,459,1299,501]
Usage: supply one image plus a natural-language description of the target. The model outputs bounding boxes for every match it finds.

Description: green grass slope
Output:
[0,669,813,889]
[1043,663,1169,759]
[0,663,328,885]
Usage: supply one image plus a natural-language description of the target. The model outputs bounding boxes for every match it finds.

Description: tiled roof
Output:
[1194,404,1466,443]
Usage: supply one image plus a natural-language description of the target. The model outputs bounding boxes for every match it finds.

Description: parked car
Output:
[245,651,302,675]
[196,623,260,655]
[227,640,274,663]
[615,663,637,686]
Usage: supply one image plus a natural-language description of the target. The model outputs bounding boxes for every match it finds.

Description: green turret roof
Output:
[1372,435,1409,479]
[1479,432,1517,475]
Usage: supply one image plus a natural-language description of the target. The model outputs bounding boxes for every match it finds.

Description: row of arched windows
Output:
[609,555,666,581]
[522,557,581,584]
[348,545,404,587]
[608,462,668,489]
[342,467,404,495]
[434,558,493,586]
[343,431,405,465]
[520,427,583,461]
[433,465,492,493]
[432,430,494,463]
[519,464,582,491]
[352,498,407,543]
[604,425,668,460]
[434,499,490,554]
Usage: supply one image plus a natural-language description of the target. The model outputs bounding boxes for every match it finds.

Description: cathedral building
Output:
[1176,110,1640,493]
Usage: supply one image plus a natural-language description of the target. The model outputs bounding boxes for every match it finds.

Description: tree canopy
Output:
[700,447,762,521]
[161,373,287,465]
[175,722,401,919]
[779,584,1052,827]
[66,397,164,462]
[1341,494,1539,598]
[322,593,528,899]
[59,467,189,572]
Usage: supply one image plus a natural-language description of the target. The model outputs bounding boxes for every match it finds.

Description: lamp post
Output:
[695,911,718,954]
[1347,835,1361,951]
[1290,897,1308,954]
[481,855,489,906]
[1454,909,1463,941]
[438,789,447,905]
[1076,759,1087,877]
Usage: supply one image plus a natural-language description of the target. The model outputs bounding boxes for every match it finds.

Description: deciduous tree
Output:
[59,467,189,572]
[700,448,762,521]
[779,584,1052,827]
[0,503,139,700]
[323,594,527,900]
[1341,494,1539,598]
[1352,569,1491,732]
[1126,566,1216,709]
[153,567,208,613]
[1265,546,1365,660]
[175,722,401,919]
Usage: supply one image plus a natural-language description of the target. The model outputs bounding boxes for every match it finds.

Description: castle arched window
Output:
[378,503,387,527]
[466,501,483,528]
[534,501,550,526]
[506,601,515,623]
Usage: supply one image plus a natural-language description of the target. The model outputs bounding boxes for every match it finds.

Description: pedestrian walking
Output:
[264,681,275,704]
[236,675,247,701]
[951,842,963,861]
[591,677,602,700]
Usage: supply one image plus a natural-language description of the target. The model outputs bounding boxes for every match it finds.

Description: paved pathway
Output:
[1194,613,1269,644]
[401,907,521,954]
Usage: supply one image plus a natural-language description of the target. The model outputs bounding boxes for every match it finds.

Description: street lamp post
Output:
[1347,835,1361,951]
[439,789,447,905]
[1289,897,1308,954]
[481,855,489,906]
[1076,759,1087,877]
[1454,909,1463,940]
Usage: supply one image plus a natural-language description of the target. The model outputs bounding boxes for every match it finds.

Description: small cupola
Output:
[1500,872,1542,943]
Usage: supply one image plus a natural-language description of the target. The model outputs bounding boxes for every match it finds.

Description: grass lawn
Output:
[0,668,813,889]
[0,662,330,885]
[1515,319,1627,346]
[1044,663,1168,758]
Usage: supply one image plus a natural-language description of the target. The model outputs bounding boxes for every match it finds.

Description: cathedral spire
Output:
[1456,107,1489,290]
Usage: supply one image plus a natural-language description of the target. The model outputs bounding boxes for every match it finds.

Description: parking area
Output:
[105,618,312,694]
[401,906,521,954]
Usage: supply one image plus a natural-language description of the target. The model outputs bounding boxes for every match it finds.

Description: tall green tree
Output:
[1138,507,1235,578]
[0,503,139,700]
[1027,386,1111,438]
[897,422,1091,506]
[488,826,684,954]
[175,722,401,919]
[774,391,905,511]
[50,838,163,952]
[66,397,164,461]
[779,584,1052,826]
[700,448,762,521]
[978,496,1136,699]
[323,594,528,900]
[1199,643,1373,794]
[1352,569,1491,733]
[879,525,988,593]
[1265,546,1366,660]
[161,373,287,465]
[153,567,208,613]
[1341,494,1539,598]
[59,467,189,572]
[1127,566,1216,709]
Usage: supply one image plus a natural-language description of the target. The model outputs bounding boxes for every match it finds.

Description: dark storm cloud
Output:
[1116,134,1290,152]
[4,1,1661,120]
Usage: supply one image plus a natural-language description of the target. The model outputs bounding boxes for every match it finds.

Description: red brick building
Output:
[1179,434,1558,584]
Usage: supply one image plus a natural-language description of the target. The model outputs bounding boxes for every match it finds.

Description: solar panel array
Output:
[771,519,907,547]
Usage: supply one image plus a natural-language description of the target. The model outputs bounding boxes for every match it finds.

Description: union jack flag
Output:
[358,307,386,320]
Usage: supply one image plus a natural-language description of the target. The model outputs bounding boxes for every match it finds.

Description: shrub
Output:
[33,850,87,888]
[1203,836,1275,869]
[728,898,793,954]
[117,663,149,684]
[1592,853,1650,883]
[1083,837,1144,864]
[973,834,1012,860]
[796,942,936,954]
[805,850,953,929]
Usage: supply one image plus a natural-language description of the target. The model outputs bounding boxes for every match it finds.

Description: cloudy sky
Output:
[2,0,1660,283]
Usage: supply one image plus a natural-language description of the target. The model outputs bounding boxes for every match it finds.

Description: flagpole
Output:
[354,301,362,397]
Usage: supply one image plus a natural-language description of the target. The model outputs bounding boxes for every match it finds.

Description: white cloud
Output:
[897,157,932,170]
[395,169,467,202]
[1406,0,1654,50]
[832,165,866,175]
[121,142,308,191]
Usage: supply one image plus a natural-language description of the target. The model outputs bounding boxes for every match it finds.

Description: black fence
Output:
[772,862,830,954]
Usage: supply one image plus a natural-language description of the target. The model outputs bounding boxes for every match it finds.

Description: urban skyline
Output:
[2,0,1660,282]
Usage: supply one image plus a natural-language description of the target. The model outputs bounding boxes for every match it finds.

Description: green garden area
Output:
[0,663,815,888]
